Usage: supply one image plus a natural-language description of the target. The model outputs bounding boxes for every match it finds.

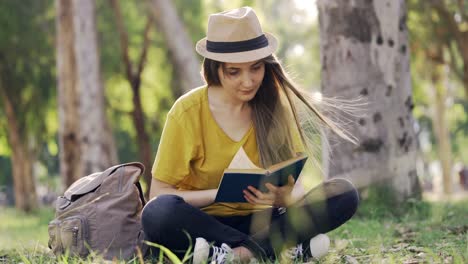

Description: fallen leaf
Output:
[446,225,468,235]
[334,239,349,252]
[416,252,427,259]
[389,242,410,252]
[406,246,426,253]
[443,255,453,263]
[402,258,422,264]
[342,255,359,264]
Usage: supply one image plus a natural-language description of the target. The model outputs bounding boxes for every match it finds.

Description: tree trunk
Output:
[56,0,82,188]
[149,0,203,96]
[431,65,453,195]
[109,0,154,197]
[72,0,118,175]
[318,0,420,200]
[0,84,37,212]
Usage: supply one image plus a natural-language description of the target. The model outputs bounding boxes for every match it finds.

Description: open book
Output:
[214,148,308,203]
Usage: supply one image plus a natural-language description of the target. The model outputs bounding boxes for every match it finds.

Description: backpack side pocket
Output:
[48,219,62,254]
[60,215,89,257]
[48,215,90,257]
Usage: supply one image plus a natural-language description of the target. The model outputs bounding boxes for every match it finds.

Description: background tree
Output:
[56,0,81,188]
[149,0,204,96]
[72,0,118,175]
[0,0,465,212]
[0,0,55,211]
[108,0,154,195]
[408,0,468,195]
[317,0,421,201]
[427,0,468,98]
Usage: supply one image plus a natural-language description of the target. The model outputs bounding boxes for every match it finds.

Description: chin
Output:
[240,94,256,102]
[238,90,258,101]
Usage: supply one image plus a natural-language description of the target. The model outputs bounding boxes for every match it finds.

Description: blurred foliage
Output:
[0,0,57,185]
[257,0,321,89]
[408,0,468,166]
[0,0,466,201]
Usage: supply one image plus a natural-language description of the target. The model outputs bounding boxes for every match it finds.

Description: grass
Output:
[0,199,467,263]
[324,200,468,263]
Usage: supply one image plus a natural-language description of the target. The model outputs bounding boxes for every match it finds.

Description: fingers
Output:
[265,183,278,193]
[247,186,266,198]
[242,177,296,206]
[287,175,295,186]
[243,186,275,205]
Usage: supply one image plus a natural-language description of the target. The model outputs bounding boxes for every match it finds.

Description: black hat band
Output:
[206,34,269,53]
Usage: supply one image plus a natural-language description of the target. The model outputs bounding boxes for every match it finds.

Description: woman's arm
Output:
[149,178,218,208]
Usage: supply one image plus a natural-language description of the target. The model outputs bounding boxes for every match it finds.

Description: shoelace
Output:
[283,243,304,260]
[210,243,232,264]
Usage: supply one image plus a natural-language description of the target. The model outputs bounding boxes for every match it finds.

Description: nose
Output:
[241,72,254,88]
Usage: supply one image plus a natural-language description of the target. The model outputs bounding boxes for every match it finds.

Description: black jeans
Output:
[141,178,359,260]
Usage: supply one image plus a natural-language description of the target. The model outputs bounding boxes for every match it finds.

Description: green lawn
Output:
[325,200,468,263]
[0,199,467,263]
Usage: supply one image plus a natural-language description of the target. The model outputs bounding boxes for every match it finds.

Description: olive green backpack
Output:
[48,162,147,260]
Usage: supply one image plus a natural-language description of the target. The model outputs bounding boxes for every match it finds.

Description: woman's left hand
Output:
[243,175,295,207]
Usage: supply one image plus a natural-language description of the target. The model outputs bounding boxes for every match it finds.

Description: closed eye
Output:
[227,70,239,76]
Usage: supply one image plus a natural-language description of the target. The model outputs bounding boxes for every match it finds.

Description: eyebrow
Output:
[225,61,263,70]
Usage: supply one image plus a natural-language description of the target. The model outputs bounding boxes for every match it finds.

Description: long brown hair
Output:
[202,55,357,168]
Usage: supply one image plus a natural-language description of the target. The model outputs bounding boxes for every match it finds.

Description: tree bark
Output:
[109,0,154,197]
[318,0,420,199]
[56,0,82,188]
[72,0,118,175]
[149,0,203,96]
[0,81,37,212]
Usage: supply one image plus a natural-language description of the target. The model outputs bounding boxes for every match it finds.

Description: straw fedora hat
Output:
[196,6,278,63]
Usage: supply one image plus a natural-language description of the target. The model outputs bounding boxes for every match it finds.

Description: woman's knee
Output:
[324,178,359,221]
[141,194,185,231]
[333,179,359,221]
[342,186,359,218]
[325,178,357,195]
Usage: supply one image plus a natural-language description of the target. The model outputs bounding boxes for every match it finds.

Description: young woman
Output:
[141,6,359,263]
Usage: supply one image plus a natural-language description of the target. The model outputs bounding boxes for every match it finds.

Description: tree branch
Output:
[136,15,153,80]
[109,0,134,83]
[431,0,468,97]
[456,0,467,21]
[446,39,464,80]
[430,0,466,60]
[431,0,463,46]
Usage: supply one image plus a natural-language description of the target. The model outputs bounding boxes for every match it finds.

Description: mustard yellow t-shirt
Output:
[152,86,302,216]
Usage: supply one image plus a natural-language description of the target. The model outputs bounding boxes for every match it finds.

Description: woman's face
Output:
[217,60,265,103]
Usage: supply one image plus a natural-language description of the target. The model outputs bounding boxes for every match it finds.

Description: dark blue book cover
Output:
[214,155,308,203]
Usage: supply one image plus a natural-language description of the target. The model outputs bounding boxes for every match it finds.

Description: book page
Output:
[267,153,307,173]
[228,146,261,169]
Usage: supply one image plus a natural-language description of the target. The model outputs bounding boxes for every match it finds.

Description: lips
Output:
[240,89,255,93]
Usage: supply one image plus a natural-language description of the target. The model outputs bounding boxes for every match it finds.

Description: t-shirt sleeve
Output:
[152,113,195,186]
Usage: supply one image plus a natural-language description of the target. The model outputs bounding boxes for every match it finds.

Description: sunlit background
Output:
[0,0,467,261]
[0,0,466,208]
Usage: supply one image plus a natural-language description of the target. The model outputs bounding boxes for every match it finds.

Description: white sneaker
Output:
[308,234,330,259]
[281,234,330,262]
[193,237,234,264]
